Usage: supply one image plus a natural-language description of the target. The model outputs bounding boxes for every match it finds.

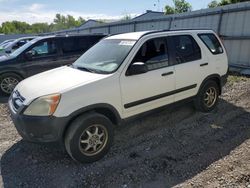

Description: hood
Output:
[15,66,111,104]
[0,54,14,63]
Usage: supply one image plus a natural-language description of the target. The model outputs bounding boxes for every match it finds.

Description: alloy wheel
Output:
[79,124,108,156]
[203,87,217,108]
[1,77,19,94]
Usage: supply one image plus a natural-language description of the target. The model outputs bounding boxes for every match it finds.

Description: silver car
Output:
[0,37,36,56]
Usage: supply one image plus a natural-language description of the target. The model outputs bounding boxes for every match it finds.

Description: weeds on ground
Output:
[227,72,248,86]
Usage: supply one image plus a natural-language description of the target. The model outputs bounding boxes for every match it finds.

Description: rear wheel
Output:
[195,80,220,112]
[64,113,114,163]
[0,73,22,95]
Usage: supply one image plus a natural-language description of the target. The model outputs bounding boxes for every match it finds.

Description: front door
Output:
[22,39,61,77]
[120,36,175,118]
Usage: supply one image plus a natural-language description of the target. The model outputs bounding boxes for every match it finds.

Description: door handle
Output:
[161,71,174,76]
[200,63,208,67]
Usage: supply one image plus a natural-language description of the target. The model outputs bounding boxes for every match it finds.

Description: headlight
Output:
[23,94,61,116]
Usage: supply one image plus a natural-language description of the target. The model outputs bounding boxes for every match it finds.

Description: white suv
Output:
[9,30,228,163]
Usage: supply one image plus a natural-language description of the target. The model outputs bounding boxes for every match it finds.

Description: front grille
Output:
[11,90,26,112]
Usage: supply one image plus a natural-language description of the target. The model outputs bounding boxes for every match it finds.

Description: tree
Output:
[165,0,192,15]
[208,0,219,8]
[0,14,86,34]
[31,23,50,33]
[121,14,132,21]
[208,0,250,8]
[174,0,192,13]
[165,5,175,15]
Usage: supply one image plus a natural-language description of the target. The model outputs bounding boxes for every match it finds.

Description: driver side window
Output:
[29,40,57,58]
[132,37,169,71]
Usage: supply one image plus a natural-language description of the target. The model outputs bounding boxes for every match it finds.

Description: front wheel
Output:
[64,113,114,163]
[0,73,22,95]
[195,80,220,112]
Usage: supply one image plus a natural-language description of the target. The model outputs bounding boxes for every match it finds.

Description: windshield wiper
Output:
[74,66,94,73]
[73,65,109,74]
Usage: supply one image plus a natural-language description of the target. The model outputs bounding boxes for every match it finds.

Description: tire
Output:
[0,73,22,95]
[64,112,114,163]
[194,80,220,112]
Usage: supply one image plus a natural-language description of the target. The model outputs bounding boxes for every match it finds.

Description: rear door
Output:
[168,34,209,102]
[21,38,61,76]
[198,33,228,76]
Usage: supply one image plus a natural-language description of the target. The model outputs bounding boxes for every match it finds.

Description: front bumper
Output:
[9,99,68,143]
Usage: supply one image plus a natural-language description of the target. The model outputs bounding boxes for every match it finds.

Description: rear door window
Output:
[61,36,103,55]
[78,36,103,51]
[170,35,201,64]
[198,33,223,55]
[61,37,80,54]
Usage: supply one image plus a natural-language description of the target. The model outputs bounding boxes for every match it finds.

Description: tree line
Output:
[165,0,250,14]
[0,14,85,34]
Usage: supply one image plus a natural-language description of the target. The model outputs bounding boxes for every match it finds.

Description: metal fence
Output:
[0,34,31,44]
[45,2,250,69]
[1,2,250,69]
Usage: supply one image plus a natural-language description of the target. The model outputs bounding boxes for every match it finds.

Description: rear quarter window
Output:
[198,33,223,55]
[61,36,103,55]
[61,37,81,54]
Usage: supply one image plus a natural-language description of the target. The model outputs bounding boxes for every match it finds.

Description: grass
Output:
[227,72,248,86]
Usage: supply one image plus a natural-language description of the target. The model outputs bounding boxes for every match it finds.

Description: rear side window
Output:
[62,36,103,55]
[171,35,201,64]
[78,36,103,50]
[61,38,81,54]
[198,33,223,55]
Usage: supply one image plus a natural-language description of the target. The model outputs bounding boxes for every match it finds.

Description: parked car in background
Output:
[0,39,15,50]
[8,30,228,163]
[0,37,36,56]
[0,34,106,95]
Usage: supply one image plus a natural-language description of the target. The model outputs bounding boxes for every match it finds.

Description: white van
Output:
[9,30,228,163]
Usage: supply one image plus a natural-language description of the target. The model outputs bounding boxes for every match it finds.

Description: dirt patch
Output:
[0,75,250,188]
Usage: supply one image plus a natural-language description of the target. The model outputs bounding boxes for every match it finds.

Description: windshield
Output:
[73,39,136,74]
[10,39,37,57]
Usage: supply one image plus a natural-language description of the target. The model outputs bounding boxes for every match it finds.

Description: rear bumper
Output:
[9,99,68,143]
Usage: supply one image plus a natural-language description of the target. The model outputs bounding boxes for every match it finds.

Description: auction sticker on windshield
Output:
[119,41,136,46]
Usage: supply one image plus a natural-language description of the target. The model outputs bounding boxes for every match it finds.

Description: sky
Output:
[0,0,212,24]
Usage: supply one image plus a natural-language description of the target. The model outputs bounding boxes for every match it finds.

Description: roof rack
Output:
[139,28,214,38]
[54,33,106,37]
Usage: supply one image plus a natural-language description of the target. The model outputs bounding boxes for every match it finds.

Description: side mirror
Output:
[25,51,33,61]
[127,62,148,76]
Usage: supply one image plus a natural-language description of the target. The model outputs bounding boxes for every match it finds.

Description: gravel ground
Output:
[0,75,249,188]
